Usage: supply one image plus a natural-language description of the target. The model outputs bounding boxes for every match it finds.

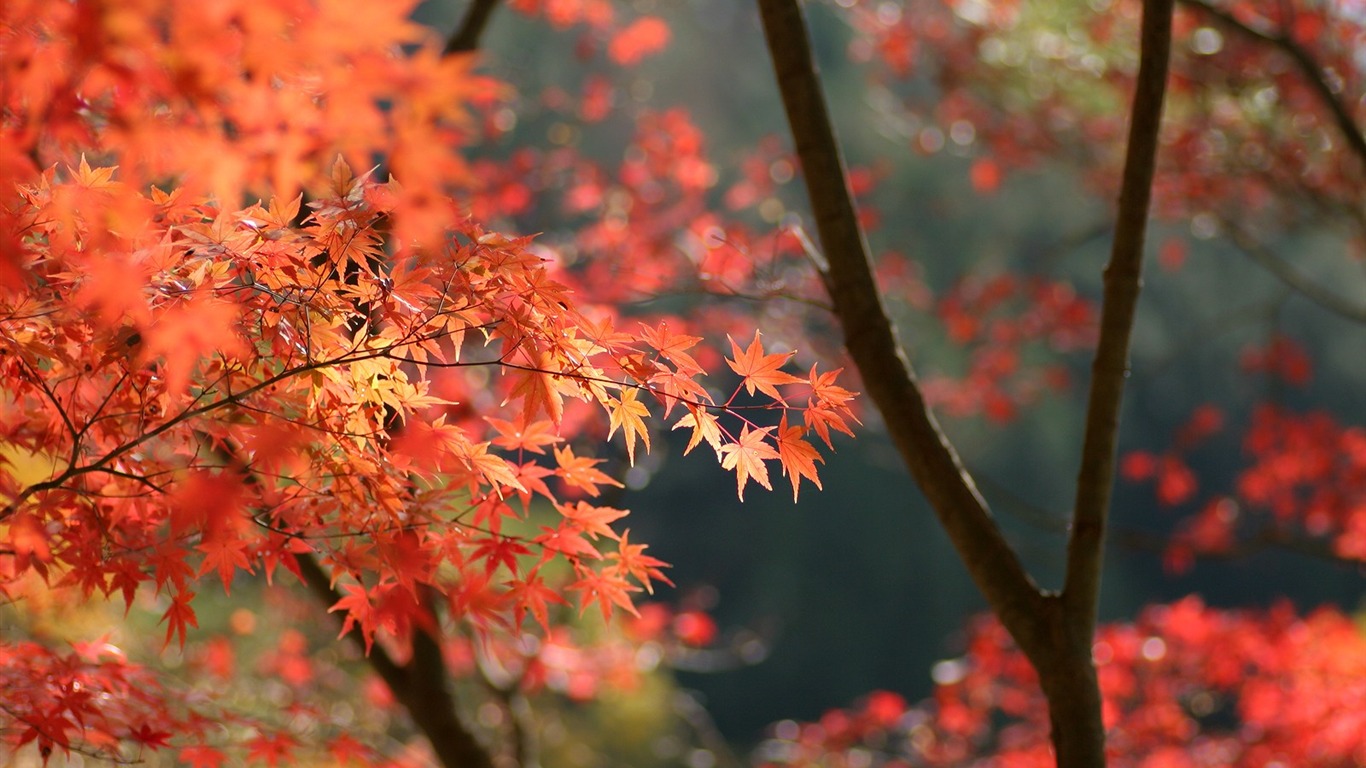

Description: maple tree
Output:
[1,0,1364,766]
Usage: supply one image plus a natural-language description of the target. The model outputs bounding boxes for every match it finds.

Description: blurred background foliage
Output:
[6,0,1364,763]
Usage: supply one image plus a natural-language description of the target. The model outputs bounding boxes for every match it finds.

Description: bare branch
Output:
[1115,524,1366,566]
[1064,0,1175,628]
[1220,220,1366,323]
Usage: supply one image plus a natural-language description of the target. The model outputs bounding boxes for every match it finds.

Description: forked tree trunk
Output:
[756,0,1174,765]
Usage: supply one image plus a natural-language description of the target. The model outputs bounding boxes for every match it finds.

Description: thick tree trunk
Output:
[1028,607,1108,768]
[1039,658,1107,768]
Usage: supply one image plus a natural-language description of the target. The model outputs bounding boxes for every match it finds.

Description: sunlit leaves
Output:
[776,416,824,502]
[606,387,651,465]
[727,331,803,401]
[0,0,867,761]
[674,406,725,457]
[552,445,624,497]
[719,425,781,501]
[605,531,671,595]
[1121,401,1366,568]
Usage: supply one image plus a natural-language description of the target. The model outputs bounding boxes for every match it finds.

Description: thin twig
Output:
[1180,0,1366,177]
[1219,219,1366,323]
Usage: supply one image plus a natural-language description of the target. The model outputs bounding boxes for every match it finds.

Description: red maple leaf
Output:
[245,733,297,768]
[608,16,671,66]
[161,591,199,649]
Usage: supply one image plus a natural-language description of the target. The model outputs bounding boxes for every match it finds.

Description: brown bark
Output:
[757,0,1175,765]
[1064,0,1175,635]
[297,554,495,768]
[446,0,502,55]
[755,0,1050,659]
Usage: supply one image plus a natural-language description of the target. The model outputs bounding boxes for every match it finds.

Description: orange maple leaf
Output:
[553,445,624,497]
[536,524,602,560]
[776,415,824,502]
[506,349,568,425]
[606,387,650,465]
[73,256,153,327]
[640,320,704,375]
[507,571,567,632]
[718,425,780,501]
[568,569,640,621]
[606,530,672,594]
[560,500,628,540]
[141,293,246,397]
[487,415,562,454]
[805,364,860,447]
[727,331,803,401]
[673,405,724,457]
[330,583,376,654]
[464,441,527,497]
[70,155,119,190]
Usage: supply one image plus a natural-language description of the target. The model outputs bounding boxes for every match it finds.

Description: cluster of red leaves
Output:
[1239,334,1313,387]
[1227,405,1366,560]
[505,1,671,67]
[836,0,1366,238]
[0,0,858,759]
[0,638,194,761]
[0,157,853,755]
[1123,390,1365,568]
[924,273,1096,423]
[1121,404,1225,509]
[0,0,495,254]
[756,597,1366,767]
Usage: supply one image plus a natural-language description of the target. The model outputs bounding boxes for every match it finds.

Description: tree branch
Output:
[445,0,501,55]
[755,0,1049,652]
[1179,0,1366,177]
[296,553,406,687]
[1115,523,1366,566]
[296,554,494,768]
[1063,0,1175,632]
[1221,218,1366,323]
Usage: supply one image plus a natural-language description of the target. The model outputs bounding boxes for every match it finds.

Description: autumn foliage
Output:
[2,0,1365,765]
[0,0,857,761]
[757,598,1366,767]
